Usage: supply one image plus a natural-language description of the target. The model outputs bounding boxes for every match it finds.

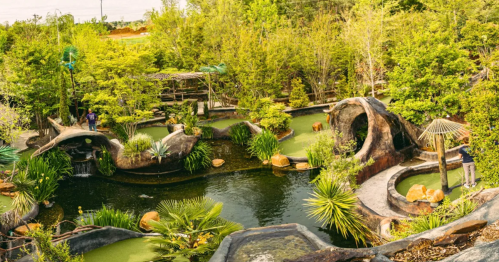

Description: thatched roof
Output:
[144,72,207,81]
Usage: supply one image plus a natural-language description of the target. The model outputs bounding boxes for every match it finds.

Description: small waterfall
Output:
[73,161,93,177]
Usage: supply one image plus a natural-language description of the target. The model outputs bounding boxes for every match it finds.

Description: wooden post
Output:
[436,133,449,192]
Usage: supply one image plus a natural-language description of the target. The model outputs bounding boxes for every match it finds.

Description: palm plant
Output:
[184,141,212,173]
[148,197,243,262]
[0,146,19,167]
[10,170,36,223]
[148,140,171,164]
[247,130,279,161]
[305,175,372,246]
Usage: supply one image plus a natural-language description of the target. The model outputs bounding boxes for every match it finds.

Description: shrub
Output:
[306,131,336,168]
[229,123,252,145]
[107,117,129,143]
[249,98,291,133]
[248,130,279,161]
[184,141,212,173]
[40,148,73,176]
[148,140,171,163]
[305,175,373,247]
[78,205,139,231]
[204,101,209,119]
[25,157,61,203]
[27,228,84,262]
[149,197,243,262]
[123,133,153,159]
[11,170,36,219]
[97,146,116,176]
[289,78,310,108]
[201,126,214,139]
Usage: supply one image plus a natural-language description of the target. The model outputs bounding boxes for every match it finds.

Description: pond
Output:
[135,126,169,141]
[205,118,249,129]
[396,167,483,201]
[0,195,13,214]
[280,113,329,157]
[83,237,156,262]
[54,168,357,248]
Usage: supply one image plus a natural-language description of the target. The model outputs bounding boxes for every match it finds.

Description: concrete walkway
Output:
[10,130,38,151]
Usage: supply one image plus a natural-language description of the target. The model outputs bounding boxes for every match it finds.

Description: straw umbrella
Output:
[419,119,466,192]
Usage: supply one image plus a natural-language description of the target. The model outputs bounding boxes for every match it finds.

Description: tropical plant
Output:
[106,117,129,143]
[248,130,279,161]
[184,141,212,173]
[229,123,251,145]
[192,102,199,116]
[148,140,171,164]
[249,98,291,133]
[97,146,116,176]
[200,126,214,140]
[305,131,335,168]
[123,133,153,159]
[24,158,61,203]
[40,148,73,176]
[289,78,310,108]
[77,205,139,231]
[61,45,80,119]
[305,175,373,246]
[184,109,199,136]
[204,101,209,120]
[10,170,36,222]
[27,228,84,262]
[148,197,243,262]
[0,146,19,167]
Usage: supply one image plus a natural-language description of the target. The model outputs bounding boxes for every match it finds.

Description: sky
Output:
[0,0,187,24]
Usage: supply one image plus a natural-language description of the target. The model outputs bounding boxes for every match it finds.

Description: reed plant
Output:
[25,158,61,203]
[184,141,212,173]
[97,146,116,176]
[78,205,139,231]
[248,130,279,161]
[40,148,73,176]
[201,126,214,139]
[229,123,251,145]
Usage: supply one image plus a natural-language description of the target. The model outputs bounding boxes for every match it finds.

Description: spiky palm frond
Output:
[148,140,171,163]
[0,146,19,167]
[11,171,36,221]
[184,141,212,173]
[305,176,372,246]
[61,46,79,63]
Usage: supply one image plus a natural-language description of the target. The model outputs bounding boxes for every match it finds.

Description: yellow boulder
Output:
[406,184,427,202]
[271,154,290,167]
[14,223,41,236]
[140,211,160,231]
[312,122,323,132]
[428,189,445,203]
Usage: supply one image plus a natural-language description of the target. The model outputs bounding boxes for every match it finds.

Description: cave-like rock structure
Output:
[33,118,199,175]
[327,97,424,184]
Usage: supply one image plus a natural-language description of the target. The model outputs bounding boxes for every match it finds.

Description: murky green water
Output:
[280,113,329,157]
[207,118,249,129]
[396,167,483,201]
[0,195,12,214]
[83,237,156,262]
[54,169,356,248]
[136,127,169,141]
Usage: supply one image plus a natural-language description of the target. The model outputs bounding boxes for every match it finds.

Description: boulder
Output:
[326,114,330,124]
[433,234,469,246]
[212,159,225,167]
[271,154,290,167]
[140,211,160,231]
[428,189,445,203]
[14,223,41,235]
[445,220,488,236]
[296,163,310,170]
[262,160,269,165]
[0,183,15,192]
[312,122,323,132]
[406,184,427,202]
[0,179,4,184]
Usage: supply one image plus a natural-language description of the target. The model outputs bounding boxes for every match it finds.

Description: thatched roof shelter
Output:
[144,72,207,81]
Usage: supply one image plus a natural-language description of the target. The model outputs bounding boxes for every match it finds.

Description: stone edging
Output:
[278,128,294,142]
[413,145,464,162]
[387,159,463,216]
[0,202,39,234]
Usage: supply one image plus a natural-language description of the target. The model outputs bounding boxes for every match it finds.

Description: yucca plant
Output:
[184,141,212,173]
[148,197,243,262]
[148,140,171,164]
[0,146,19,167]
[77,205,139,231]
[10,170,36,222]
[229,123,251,145]
[247,130,279,161]
[305,175,372,246]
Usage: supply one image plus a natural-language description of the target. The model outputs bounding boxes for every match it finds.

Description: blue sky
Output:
[0,0,187,24]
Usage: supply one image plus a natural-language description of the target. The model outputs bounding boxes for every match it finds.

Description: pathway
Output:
[10,130,38,152]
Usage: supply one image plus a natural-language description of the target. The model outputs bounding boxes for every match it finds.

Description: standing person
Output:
[86,109,98,132]
[459,137,476,188]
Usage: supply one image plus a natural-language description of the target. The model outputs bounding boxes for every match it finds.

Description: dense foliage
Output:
[248,130,279,161]
[28,228,84,262]
[289,78,310,108]
[123,133,153,159]
[249,98,291,133]
[148,197,243,261]
[229,123,252,145]
[78,205,139,231]
[184,141,212,173]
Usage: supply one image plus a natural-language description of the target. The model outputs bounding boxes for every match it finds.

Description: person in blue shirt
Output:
[458,137,475,188]
[86,109,98,132]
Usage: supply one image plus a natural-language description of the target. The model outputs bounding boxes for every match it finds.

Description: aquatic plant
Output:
[229,123,252,146]
[27,228,84,262]
[78,205,139,231]
[248,130,279,161]
[40,148,73,176]
[289,78,310,108]
[123,133,153,159]
[148,197,243,262]
[24,158,61,203]
[148,140,171,163]
[200,126,214,139]
[184,141,212,173]
[305,175,373,246]
[0,146,19,167]
[97,146,116,176]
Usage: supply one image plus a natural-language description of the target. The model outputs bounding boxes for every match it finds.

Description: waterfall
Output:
[73,161,93,177]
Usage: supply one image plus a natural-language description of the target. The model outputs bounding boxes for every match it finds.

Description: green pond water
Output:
[207,118,249,129]
[136,127,170,141]
[0,195,13,214]
[54,168,357,248]
[83,237,156,262]
[396,167,484,201]
[280,113,329,157]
